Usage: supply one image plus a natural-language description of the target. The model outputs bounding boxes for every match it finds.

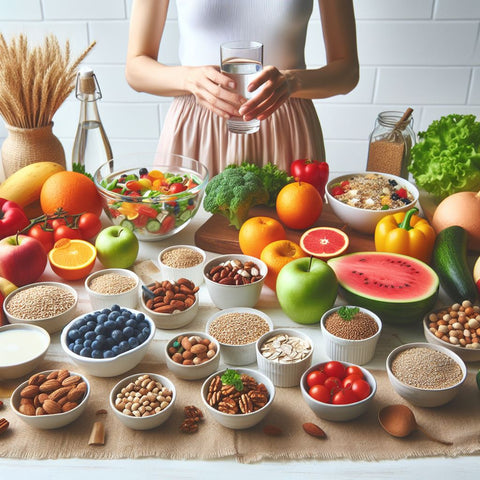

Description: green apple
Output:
[276,257,338,324]
[95,226,139,268]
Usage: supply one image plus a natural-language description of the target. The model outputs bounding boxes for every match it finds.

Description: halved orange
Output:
[48,238,97,281]
[300,227,349,260]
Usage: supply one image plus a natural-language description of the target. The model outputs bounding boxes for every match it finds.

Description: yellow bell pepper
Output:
[374,207,436,263]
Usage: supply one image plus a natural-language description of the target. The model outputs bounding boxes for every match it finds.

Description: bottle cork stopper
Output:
[79,75,96,95]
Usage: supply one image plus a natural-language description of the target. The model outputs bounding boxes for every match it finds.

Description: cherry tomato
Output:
[308,384,330,403]
[332,388,358,405]
[331,186,344,196]
[159,215,175,234]
[351,379,371,401]
[169,182,187,193]
[51,218,67,229]
[54,225,82,242]
[323,361,346,380]
[342,373,363,389]
[78,213,102,240]
[28,225,54,253]
[346,366,364,378]
[323,376,342,397]
[306,370,328,388]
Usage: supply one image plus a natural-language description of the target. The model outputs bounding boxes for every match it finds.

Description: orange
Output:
[276,181,323,230]
[300,227,349,259]
[40,171,103,217]
[48,238,97,281]
[238,216,287,259]
[260,239,307,291]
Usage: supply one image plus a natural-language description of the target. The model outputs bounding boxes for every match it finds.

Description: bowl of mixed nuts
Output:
[203,254,267,309]
[201,368,275,430]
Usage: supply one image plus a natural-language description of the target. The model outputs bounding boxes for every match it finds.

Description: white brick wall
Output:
[0,0,479,174]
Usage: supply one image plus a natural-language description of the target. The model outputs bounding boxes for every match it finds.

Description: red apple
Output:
[0,234,47,286]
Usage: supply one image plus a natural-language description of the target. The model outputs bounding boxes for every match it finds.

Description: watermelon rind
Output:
[327,251,439,325]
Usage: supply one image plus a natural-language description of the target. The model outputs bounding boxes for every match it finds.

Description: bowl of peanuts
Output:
[423,300,480,362]
[109,373,176,430]
[140,278,199,330]
[10,369,91,429]
[165,332,221,380]
[203,254,268,309]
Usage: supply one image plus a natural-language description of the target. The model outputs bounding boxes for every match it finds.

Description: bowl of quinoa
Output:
[321,306,382,365]
[206,307,273,366]
[386,342,467,407]
[158,245,206,286]
[4,281,78,334]
[326,172,419,234]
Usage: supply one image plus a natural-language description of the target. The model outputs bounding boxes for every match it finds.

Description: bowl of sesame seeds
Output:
[3,281,78,334]
[158,245,206,286]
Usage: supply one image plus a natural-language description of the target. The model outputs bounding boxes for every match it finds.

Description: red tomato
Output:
[323,376,342,396]
[51,218,67,229]
[54,225,83,242]
[28,225,54,253]
[306,370,328,388]
[323,361,346,380]
[342,373,363,389]
[78,213,102,240]
[346,366,364,378]
[169,183,187,193]
[351,379,371,401]
[308,384,330,403]
[159,215,175,234]
[332,388,359,405]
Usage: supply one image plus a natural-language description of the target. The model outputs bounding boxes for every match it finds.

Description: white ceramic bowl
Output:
[203,254,267,309]
[60,308,155,377]
[423,308,480,363]
[158,245,206,286]
[3,281,78,334]
[300,362,377,422]
[10,370,90,429]
[206,307,273,366]
[0,324,50,380]
[85,268,140,310]
[255,328,313,387]
[386,342,467,408]
[320,306,382,365]
[165,332,221,380]
[109,372,176,430]
[201,368,275,430]
[140,282,199,330]
[326,172,419,234]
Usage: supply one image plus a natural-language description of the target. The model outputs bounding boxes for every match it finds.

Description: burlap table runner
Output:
[1,360,479,463]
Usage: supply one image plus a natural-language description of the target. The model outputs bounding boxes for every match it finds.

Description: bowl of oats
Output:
[326,172,419,234]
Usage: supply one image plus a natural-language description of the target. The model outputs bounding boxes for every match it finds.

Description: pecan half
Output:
[179,417,199,433]
[0,418,9,434]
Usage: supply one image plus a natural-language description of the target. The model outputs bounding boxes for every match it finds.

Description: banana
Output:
[0,276,18,297]
[0,161,65,208]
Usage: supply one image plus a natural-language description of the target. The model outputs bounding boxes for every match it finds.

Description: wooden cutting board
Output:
[194,203,375,254]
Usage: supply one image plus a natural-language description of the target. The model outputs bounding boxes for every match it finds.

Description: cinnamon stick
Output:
[88,421,105,446]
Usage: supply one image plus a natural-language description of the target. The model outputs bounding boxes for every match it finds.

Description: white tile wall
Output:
[0,0,478,173]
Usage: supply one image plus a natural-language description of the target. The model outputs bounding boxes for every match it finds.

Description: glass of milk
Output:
[220,40,263,134]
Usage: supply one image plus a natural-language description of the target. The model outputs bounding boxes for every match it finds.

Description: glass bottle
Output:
[366,110,416,179]
[72,67,113,177]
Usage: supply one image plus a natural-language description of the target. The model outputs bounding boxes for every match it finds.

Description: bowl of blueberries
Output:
[60,305,156,377]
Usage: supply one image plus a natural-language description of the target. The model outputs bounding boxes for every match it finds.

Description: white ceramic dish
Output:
[206,307,273,366]
[201,368,275,430]
[165,331,220,380]
[386,342,467,408]
[85,268,140,310]
[158,245,206,286]
[10,370,90,429]
[60,308,155,377]
[109,372,176,430]
[320,306,382,365]
[0,324,50,380]
[203,254,267,309]
[325,171,419,234]
[255,328,313,387]
[3,281,78,334]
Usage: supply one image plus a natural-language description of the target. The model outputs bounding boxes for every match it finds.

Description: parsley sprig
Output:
[338,306,359,321]
[221,369,244,391]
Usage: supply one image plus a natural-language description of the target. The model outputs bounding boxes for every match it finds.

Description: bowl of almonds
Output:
[10,369,90,429]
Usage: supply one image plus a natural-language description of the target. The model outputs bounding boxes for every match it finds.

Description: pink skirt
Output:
[157,95,325,178]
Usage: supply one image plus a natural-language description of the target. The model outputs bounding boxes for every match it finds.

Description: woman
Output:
[126,0,359,176]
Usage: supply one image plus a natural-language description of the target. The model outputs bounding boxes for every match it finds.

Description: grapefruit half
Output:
[300,227,349,260]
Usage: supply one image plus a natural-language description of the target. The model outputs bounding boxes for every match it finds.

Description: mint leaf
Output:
[338,306,359,321]
[221,369,244,391]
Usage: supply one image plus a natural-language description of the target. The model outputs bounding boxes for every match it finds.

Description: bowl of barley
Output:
[158,245,206,286]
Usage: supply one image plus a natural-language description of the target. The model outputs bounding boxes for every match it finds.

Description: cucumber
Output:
[120,219,135,231]
[432,225,478,302]
[146,218,161,233]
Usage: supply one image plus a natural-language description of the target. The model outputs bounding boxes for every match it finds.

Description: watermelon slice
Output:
[327,252,439,325]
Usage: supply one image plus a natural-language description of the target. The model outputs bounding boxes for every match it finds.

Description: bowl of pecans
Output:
[158,245,206,286]
[140,278,199,329]
[201,368,275,429]
[203,254,268,309]
[109,372,176,430]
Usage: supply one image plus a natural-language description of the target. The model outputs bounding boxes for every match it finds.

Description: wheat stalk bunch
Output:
[0,34,95,129]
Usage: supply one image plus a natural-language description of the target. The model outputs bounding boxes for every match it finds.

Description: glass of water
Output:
[220,40,263,134]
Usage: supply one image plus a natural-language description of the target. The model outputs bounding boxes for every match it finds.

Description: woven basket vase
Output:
[1,122,66,178]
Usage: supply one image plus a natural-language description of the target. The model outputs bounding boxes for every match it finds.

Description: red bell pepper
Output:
[0,198,29,239]
[290,159,329,199]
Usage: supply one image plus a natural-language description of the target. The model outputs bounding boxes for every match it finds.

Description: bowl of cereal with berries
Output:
[326,172,419,234]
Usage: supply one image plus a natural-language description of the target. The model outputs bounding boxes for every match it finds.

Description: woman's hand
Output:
[185,65,246,119]
[238,66,292,121]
